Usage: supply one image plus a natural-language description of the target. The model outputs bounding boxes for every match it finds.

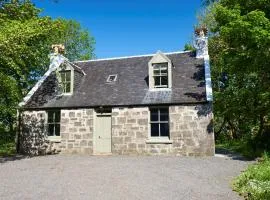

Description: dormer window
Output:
[148,51,172,90]
[153,63,168,88]
[59,70,71,93]
[57,63,74,95]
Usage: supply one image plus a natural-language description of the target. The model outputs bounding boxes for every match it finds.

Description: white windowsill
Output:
[149,88,172,92]
[146,138,172,144]
[48,136,61,142]
[56,93,72,97]
[62,93,72,96]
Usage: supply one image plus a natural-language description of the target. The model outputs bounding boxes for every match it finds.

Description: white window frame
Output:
[46,110,61,142]
[57,63,74,95]
[146,107,172,144]
[59,70,72,93]
[148,51,172,91]
[152,63,169,88]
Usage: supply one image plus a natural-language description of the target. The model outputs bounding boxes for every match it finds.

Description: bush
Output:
[233,152,270,200]
[0,131,16,156]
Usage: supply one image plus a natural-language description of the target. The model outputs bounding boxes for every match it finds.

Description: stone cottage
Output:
[17,32,214,156]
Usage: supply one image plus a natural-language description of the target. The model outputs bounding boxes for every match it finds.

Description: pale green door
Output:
[94,114,112,154]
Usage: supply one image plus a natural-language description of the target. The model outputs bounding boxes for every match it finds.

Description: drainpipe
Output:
[15,109,21,153]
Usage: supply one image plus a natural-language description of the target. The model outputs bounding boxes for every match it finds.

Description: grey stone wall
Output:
[60,109,94,154]
[20,111,61,155]
[170,104,214,156]
[111,104,214,156]
[112,107,150,154]
[20,109,94,155]
[20,105,214,156]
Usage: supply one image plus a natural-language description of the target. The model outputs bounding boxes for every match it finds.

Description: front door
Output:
[94,113,112,154]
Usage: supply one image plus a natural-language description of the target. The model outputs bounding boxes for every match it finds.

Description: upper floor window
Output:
[153,63,168,88]
[59,70,71,93]
[148,51,172,90]
[47,110,60,138]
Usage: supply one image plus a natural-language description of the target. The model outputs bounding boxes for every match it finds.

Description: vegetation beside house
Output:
[198,0,270,199]
[0,0,95,154]
[233,153,270,200]
[199,0,270,153]
[0,131,15,156]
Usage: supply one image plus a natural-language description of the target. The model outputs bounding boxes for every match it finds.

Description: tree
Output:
[199,0,270,148]
[183,43,196,51]
[0,0,95,134]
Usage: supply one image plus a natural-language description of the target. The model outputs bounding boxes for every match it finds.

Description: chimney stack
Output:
[51,44,65,54]
[194,26,208,59]
[49,44,66,69]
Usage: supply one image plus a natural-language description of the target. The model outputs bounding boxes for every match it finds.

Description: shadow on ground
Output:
[0,154,29,164]
[215,147,255,161]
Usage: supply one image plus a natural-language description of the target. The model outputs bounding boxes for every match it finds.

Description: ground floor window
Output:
[47,110,60,137]
[150,107,169,138]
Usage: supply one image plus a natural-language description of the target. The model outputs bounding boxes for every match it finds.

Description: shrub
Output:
[233,152,270,200]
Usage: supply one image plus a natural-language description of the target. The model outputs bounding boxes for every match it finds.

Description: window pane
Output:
[65,82,71,93]
[55,124,60,136]
[161,68,168,75]
[66,71,71,81]
[161,76,168,86]
[109,75,116,81]
[55,111,61,123]
[150,108,158,121]
[153,64,160,70]
[48,112,54,123]
[160,63,168,68]
[160,108,169,121]
[154,76,161,86]
[153,63,168,69]
[160,123,169,137]
[151,123,159,137]
[60,72,65,81]
[48,124,54,136]
[153,69,160,76]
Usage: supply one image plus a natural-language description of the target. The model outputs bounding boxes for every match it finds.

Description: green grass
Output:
[0,141,16,157]
[232,153,270,200]
[216,140,264,159]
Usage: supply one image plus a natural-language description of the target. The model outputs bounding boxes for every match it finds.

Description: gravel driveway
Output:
[0,154,251,200]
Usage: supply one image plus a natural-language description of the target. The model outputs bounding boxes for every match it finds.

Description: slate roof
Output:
[24,51,207,109]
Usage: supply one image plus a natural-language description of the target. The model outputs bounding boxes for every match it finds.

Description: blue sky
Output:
[33,0,202,59]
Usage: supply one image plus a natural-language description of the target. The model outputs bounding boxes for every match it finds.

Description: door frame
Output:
[93,109,112,155]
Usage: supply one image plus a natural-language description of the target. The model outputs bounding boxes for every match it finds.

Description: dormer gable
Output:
[148,51,172,90]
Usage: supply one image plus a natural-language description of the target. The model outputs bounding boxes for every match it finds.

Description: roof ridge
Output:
[74,50,192,63]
